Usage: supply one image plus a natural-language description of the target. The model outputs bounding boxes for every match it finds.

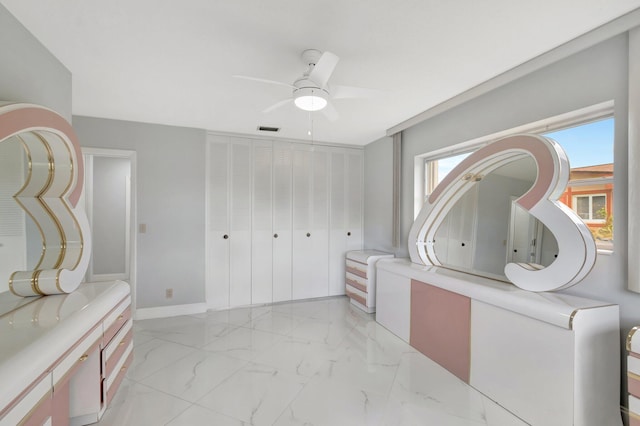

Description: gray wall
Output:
[73,116,207,309]
[0,4,71,120]
[364,33,640,335]
[363,136,394,252]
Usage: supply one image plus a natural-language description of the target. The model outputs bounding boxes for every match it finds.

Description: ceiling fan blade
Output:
[332,85,383,100]
[321,102,339,121]
[309,51,339,88]
[233,75,296,89]
[262,98,292,113]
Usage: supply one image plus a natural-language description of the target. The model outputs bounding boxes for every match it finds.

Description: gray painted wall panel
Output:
[364,33,640,335]
[73,116,207,308]
[0,4,71,120]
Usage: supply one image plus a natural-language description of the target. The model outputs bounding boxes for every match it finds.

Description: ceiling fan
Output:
[233,49,380,121]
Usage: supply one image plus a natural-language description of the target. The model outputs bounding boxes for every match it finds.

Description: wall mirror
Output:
[409,134,596,292]
[0,102,91,297]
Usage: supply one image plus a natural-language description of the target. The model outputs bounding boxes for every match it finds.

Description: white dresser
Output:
[376,258,621,426]
[345,250,394,313]
[0,281,132,426]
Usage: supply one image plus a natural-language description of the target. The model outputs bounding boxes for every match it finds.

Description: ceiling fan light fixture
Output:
[294,87,328,111]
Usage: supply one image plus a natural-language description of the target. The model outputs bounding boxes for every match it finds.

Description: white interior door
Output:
[345,150,364,252]
[272,142,293,302]
[310,147,330,298]
[251,140,272,304]
[82,148,136,309]
[229,140,252,306]
[207,140,231,309]
[329,149,347,296]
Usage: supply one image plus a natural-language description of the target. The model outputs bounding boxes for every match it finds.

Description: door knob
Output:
[274,233,279,238]
[306,232,311,237]
[347,231,351,236]
[223,234,229,239]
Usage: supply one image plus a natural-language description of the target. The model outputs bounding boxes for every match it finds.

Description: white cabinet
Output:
[329,149,363,296]
[272,142,293,302]
[292,145,329,299]
[207,135,363,309]
[206,137,252,308]
[251,141,273,305]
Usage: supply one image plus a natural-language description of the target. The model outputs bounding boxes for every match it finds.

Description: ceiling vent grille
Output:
[258,126,280,132]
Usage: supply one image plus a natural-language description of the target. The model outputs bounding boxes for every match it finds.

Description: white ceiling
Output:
[2,1,640,146]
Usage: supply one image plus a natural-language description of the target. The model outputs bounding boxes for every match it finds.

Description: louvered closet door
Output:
[328,148,363,296]
[272,142,293,302]
[345,150,363,252]
[292,145,329,299]
[229,140,252,306]
[207,139,231,309]
[251,141,273,304]
[328,149,347,296]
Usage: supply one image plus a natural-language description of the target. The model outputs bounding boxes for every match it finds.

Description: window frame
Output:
[414,100,615,253]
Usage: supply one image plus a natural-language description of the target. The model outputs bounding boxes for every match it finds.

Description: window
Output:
[573,194,607,222]
[418,102,614,251]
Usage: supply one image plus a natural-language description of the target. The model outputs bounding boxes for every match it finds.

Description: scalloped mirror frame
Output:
[0,102,91,296]
[408,134,596,292]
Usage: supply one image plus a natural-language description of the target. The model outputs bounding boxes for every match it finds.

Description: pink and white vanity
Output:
[377,134,622,425]
[628,327,640,425]
[0,281,132,425]
[0,103,132,425]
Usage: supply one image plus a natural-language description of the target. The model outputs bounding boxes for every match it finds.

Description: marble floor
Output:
[97,297,529,426]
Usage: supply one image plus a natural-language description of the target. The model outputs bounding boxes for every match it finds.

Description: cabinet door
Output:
[311,148,330,298]
[272,142,293,302]
[410,280,471,382]
[252,141,273,304]
[345,150,363,252]
[292,146,329,299]
[229,140,252,307]
[329,149,347,296]
[207,139,230,309]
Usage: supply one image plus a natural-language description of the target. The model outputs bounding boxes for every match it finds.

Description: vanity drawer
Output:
[345,259,367,279]
[103,300,131,345]
[103,320,133,378]
[346,272,367,293]
[346,289,367,307]
[103,347,133,407]
[51,326,103,387]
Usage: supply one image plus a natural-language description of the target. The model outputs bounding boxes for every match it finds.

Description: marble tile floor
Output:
[96,297,529,426]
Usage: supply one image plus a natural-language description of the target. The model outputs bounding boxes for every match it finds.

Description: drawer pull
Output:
[79,354,89,362]
[118,314,124,320]
[121,366,127,372]
[119,340,126,346]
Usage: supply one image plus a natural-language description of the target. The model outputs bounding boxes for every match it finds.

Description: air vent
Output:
[258,126,280,132]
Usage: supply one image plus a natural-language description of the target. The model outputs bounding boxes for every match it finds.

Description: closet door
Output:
[345,150,364,252]
[207,139,231,309]
[229,140,252,306]
[272,142,293,302]
[328,149,363,296]
[329,149,347,296]
[251,141,273,304]
[292,145,329,299]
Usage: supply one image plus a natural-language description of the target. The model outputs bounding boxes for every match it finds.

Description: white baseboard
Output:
[134,303,207,320]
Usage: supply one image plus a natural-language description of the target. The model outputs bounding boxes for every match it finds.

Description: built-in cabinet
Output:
[206,135,363,309]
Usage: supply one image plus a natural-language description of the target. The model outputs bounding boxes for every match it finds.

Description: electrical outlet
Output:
[165,288,173,299]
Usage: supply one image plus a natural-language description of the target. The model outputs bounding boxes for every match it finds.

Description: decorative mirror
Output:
[408,134,596,292]
[0,102,91,296]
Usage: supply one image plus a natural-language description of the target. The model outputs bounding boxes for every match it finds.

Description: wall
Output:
[0,4,71,119]
[363,136,394,252]
[365,33,640,337]
[73,116,207,309]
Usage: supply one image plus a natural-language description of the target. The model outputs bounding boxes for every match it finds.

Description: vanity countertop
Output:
[0,280,130,412]
[377,258,615,329]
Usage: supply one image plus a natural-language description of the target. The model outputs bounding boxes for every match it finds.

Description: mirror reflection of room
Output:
[432,155,558,279]
[0,136,41,293]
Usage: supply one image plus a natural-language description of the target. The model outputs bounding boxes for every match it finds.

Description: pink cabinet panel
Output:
[410,279,471,382]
